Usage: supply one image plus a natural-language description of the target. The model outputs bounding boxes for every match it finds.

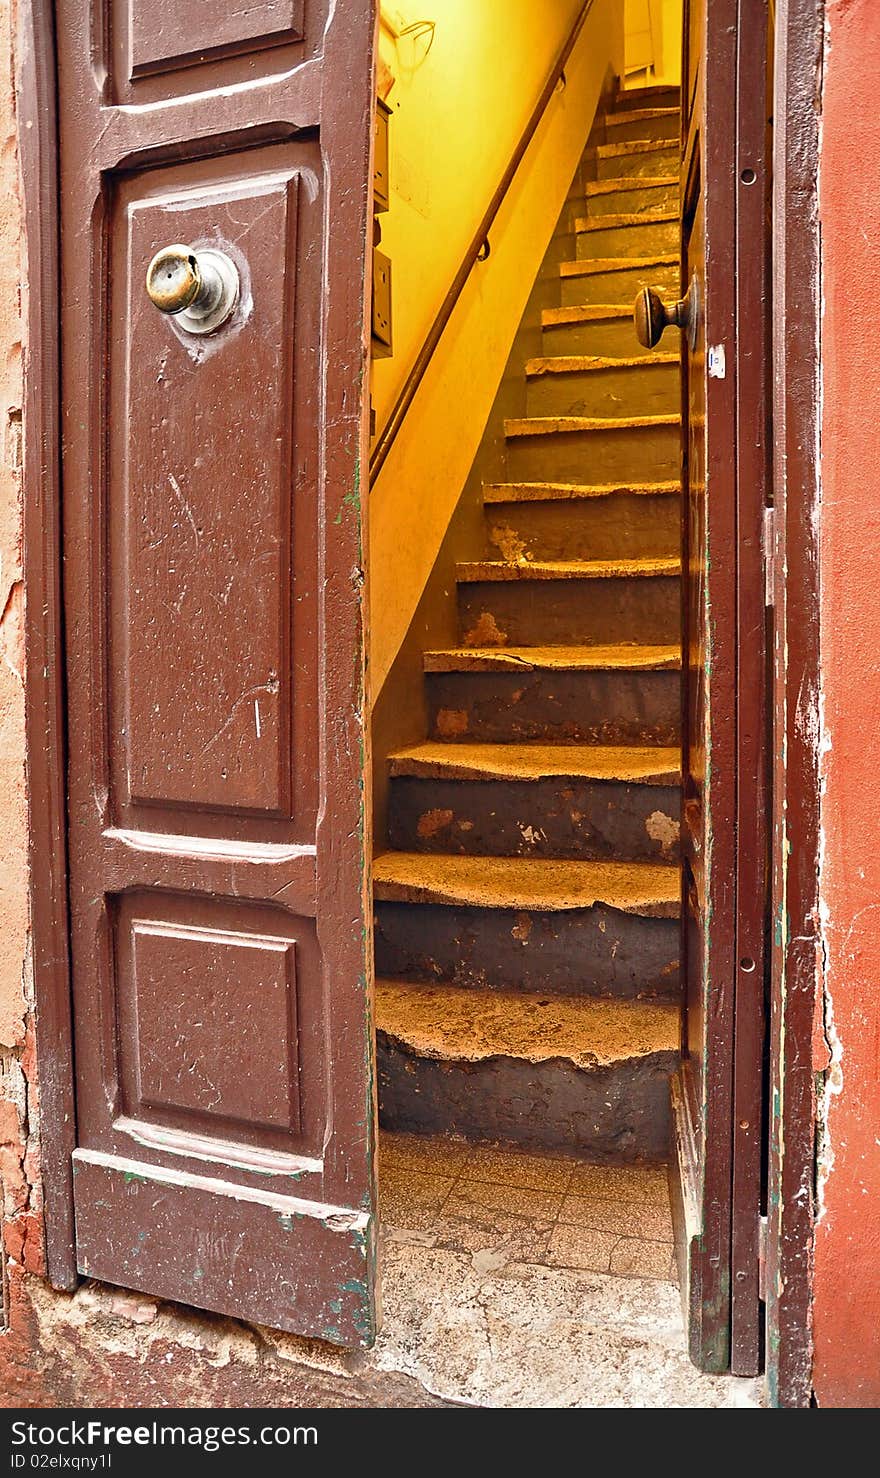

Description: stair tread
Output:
[525,353,678,376]
[542,304,632,328]
[423,642,681,672]
[483,479,679,502]
[583,174,678,197]
[589,139,678,160]
[388,741,680,784]
[376,981,680,1067]
[373,851,680,915]
[575,210,677,232]
[560,254,678,279]
[603,106,680,128]
[505,412,680,437]
[456,556,680,582]
[613,84,681,108]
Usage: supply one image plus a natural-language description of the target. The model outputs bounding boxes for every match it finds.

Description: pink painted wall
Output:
[814,0,880,1410]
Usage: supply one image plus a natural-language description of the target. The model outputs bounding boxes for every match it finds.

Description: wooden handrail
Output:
[369,0,598,485]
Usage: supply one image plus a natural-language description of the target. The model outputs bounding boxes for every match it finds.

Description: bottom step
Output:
[376,982,679,1162]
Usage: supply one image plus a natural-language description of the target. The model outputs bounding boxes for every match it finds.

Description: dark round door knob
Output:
[145,244,240,335]
[634,284,691,348]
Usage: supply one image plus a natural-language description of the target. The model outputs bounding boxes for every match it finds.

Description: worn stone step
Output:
[611,84,681,113]
[387,741,680,861]
[559,257,679,309]
[574,212,678,260]
[388,740,681,783]
[504,413,680,485]
[483,480,680,561]
[588,139,679,181]
[541,305,665,358]
[457,557,680,648]
[525,353,679,419]
[425,645,681,746]
[376,982,679,1160]
[374,897,681,999]
[581,175,679,218]
[600,107,680,145]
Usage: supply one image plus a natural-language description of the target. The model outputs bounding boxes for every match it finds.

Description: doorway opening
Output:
[367,0,771,1400]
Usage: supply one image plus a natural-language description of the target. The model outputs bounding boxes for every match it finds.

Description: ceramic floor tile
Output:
[460,1144,576,1194]
[380,1131,471,1180]
[380,1169,455,1232]
[545,1222,618,1274]
[445,1178,564,1224]
[567,1162,670,1206]
[558,1193,674,1242]
[609,1237,675,1282]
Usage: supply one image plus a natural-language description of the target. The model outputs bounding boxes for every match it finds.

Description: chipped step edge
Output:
[559,255,678,280]
[583,174,679,197]
[422,644,682,673]
[524,354,679,378]
[482,480,681,503]
[386,742,681,785]
[375,982,681,1069]
[504,413,681,437]
[455,557,681,582]
[574,211,678,233]
[372,853,680,918]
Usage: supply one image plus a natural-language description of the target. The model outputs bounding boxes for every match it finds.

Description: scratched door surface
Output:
[57,0,378,1343]
[675,0,771,1376]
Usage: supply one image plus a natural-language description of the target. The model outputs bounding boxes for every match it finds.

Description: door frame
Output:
[18,0,824,1391]
[20,0,78,1291]
[765,0,824,1411]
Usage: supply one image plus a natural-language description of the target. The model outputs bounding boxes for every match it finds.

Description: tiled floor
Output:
[380,1133,677,1282]
[372,1132,765,1408]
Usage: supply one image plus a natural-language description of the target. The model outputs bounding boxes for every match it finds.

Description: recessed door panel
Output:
[107,153,317,827]
[127,0,305,78]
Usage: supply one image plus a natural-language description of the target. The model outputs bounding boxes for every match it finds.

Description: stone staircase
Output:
[374,84,683,1165]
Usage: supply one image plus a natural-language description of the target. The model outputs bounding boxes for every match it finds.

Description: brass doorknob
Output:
[145,244,239,335]
[634,284,692,348]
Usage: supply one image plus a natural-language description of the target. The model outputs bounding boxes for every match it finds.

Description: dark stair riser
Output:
[428,668,681,745]
[505,423,679,483]
[601,112,680,145]
[525,361,679,419]
[542,316,670,359]
[559,260,678,309]
[459,574,681,647]
[575,218,678,259]
[387,775,681,862]
[486,491,680,561]
[377,1042,676,1162]
[611,85,681,113]
[375,900,681,999]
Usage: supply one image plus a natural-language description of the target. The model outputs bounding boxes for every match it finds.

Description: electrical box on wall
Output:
[374,98,391,213]
[371,248,393,357]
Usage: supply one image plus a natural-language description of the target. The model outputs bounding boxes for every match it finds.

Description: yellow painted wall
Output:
[370,0,625,694]
[624,0,682,84]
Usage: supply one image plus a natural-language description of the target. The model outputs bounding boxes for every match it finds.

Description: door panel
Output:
[57,0,378,1344]
[674,0,769,1376]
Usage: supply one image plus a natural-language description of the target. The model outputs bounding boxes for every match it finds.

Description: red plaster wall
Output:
[814,0,880,1410]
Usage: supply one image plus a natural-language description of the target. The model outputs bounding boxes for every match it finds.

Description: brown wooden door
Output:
[673,0,771,1374]
[56,0,378,1344]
